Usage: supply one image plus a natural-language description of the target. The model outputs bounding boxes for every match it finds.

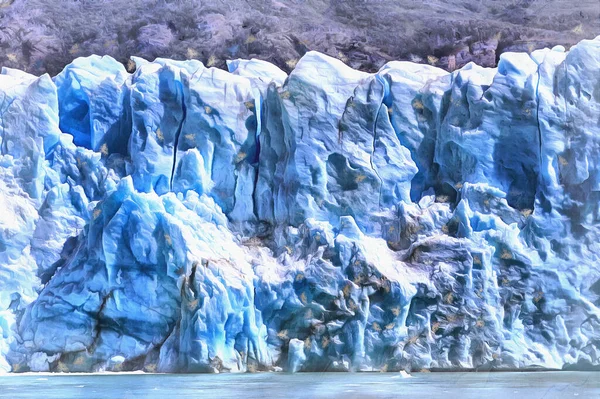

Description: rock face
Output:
[1,0,599,76]
[1,37,599,373]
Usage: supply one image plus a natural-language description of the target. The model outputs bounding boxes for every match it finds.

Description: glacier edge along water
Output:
[0,36,599,373]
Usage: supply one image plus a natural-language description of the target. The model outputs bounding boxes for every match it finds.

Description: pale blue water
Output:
[0,372,597,399]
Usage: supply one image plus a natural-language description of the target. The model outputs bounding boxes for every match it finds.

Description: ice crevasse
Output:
[0,37,599,373]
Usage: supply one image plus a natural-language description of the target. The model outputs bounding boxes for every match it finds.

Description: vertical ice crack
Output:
[0,93,17,155]
[169,79,187,191]
[371,75,391,209]
[535,63,543,172]
[532,52,551,215]
[87,290,114,354]
[251,91,262,219]
[533,52,554,210]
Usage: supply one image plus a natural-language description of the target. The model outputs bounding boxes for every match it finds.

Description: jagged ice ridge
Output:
[0,37,599,373]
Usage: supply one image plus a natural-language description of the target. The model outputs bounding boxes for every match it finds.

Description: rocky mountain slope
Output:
[0,0,599,75]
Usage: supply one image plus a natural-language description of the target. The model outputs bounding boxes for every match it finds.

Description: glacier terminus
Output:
[0,37,599,374]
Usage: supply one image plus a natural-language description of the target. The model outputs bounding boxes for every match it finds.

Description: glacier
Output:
[0,37,599,373]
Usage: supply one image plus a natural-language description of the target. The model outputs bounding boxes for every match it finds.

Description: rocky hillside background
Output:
[0,0,599,77]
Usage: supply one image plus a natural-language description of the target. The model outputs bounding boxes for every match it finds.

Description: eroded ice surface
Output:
[0,38,599,373]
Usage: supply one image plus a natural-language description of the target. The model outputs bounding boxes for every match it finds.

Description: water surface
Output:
[1,371,597,398]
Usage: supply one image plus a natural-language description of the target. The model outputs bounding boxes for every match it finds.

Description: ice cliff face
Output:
[0,37,599,373]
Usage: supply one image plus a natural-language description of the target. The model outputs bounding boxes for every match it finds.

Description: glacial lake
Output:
[0,371,597,398]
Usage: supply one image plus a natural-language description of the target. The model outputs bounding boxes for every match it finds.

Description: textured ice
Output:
[0,37,599,373]
[54,55,131,154]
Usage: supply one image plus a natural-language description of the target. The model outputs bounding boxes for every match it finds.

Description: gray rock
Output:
[0,0,598,75]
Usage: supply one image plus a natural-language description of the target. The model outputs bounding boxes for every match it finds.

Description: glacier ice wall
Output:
[0,37,599,373]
